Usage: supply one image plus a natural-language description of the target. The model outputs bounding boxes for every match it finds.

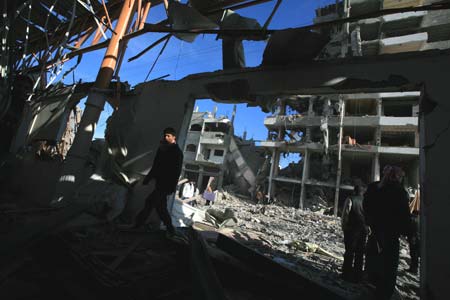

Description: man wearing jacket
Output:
[341,184,367,283]
[134,127,183,237]
[364,165,411,300]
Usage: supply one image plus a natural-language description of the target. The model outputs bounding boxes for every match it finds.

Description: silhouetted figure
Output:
[341,184,367,283]
[134,127,183,237]
[364,166,411,300]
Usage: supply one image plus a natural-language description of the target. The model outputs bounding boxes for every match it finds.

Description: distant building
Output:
[261,92,420,210]
[181,106,266,197]
[181,107,233,192]
[260,0,450,212]
[315,0,450,59]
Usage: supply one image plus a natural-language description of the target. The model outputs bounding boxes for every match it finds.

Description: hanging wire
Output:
[144,35,172,82]
[173,39,184,80]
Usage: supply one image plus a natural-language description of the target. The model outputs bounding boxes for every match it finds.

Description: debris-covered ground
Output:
[202,190,420,300]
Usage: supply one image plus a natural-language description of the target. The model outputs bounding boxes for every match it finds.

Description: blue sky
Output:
[63,0,335,166]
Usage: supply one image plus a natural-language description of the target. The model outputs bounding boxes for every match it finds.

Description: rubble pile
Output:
[209,190,419,300]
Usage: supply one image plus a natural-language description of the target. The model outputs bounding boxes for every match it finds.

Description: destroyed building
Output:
[315,0,450,58]
[182,107,233,191]
[1,0,450,299]
[262,92,421,212]
[261,0,450,213]
[182,106,265,196]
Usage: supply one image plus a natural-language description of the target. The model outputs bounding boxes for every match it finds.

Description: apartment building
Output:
[181,108,233,191]
[260,0,450,213]
[261,92,420,210]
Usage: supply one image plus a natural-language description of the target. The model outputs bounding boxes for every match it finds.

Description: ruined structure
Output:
[262,92,420,211]
[316,0,450,59]
[182,108,232,191]
[1,1,450,299]
[261,0,450,213]
[182,106,265,196]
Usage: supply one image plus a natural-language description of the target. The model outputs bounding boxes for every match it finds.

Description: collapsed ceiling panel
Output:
[168,1,218,42]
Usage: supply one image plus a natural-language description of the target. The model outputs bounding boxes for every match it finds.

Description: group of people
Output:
[341,165,420,300]
[122,127,420,300]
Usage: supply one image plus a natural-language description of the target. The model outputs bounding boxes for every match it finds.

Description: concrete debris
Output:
[205,208,238,228]
[209,190,419,300]
[168,2,218,43]
[262,29,329,66]
[171,198,207,227]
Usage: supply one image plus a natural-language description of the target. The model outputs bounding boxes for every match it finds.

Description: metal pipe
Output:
[52,0,137,205]
[139,1,151,30]
[27,1,450,73]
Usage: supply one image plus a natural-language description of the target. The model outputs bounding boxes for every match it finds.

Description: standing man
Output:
[364,165,411,300]
[341,184,367,283]
[134,127,183,238]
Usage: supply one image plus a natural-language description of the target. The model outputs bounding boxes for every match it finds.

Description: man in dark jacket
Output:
[134,127,183,237]
[341,184,367,283]
[364,165,411,300]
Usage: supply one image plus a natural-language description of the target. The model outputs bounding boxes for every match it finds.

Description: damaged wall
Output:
[103,80,195,221]
[120,49,450,300]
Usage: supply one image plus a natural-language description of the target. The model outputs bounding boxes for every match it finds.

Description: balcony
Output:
[199,132,227,145]
[261,140,419,156]
[196,153,225,165]
[264,115,417,130]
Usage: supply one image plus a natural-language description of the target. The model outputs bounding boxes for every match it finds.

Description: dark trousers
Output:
[134,188,174,233]
[408,214,420,270]
[343,228,367,281]
[366,234,400,300]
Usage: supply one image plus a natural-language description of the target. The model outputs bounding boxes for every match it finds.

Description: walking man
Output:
[364,165,411,300]
[134,127,183,237]
[341,184,367,283]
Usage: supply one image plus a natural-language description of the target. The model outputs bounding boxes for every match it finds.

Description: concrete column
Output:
[305,128,311,143]
[299,149,310,210]
[217,168,224,190]
[334,97,345,216]
[278,100,286,141]
[371,153,380,182]
[197,166,204,191]
[340,0,350,58]
[377,98,383,116]
[414,129,420,148]
[308,97,314,116]
[375,128,381,146]
[305,97,314,142]
[267,148,279,202]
